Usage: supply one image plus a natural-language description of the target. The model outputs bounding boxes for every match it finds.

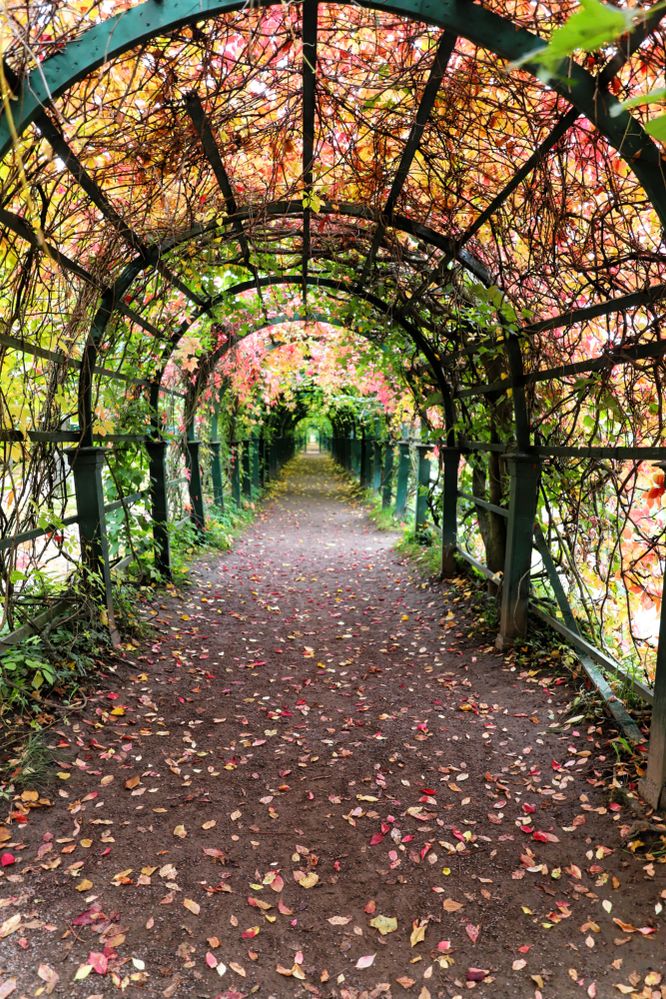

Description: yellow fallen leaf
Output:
[173,825,187,839]
[410,918,428,947]
[0,914,22,939]
[369,914,398,935]
[296,871,319,889]
[183,898,200,915]
[76,879,93,892]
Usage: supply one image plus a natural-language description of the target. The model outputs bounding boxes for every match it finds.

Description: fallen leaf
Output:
[369,914,398,935]
[410,918,428,947]
[356,954,376,970]
[37,964,59,995]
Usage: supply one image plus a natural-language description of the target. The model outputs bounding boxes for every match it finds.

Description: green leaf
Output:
[644,114,666,143]
[520,0,634,77]
[618,87,666,113]
[423,391,443,408]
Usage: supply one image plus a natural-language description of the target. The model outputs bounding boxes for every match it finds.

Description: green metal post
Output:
[640,463,666,809]
[351,436,361,476]
[441,445,460,577]
[146,438,171,579]
[498,453,540,645]
[415,443,431,536]
[186,439,205,534]
[372,438,383,491]
[252,436,261,493]
[360,433,371,488]
[242,441,252,499]
[231,444,241,505]
[259,432,267,487]
[382,443,394,509]
[640,589,666,809]
[210,441,224,510]
[66,446,119,644]
[394,441,410,517]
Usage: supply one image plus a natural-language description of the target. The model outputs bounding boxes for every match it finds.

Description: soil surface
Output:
[1,453,664,999]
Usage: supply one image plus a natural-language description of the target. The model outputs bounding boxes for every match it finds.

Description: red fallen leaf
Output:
[551,760,563,771]
[72,905,103,927]
[465,923,480,944]
[87,951,108,975]
[467,968,490,982]
[522,803,536,814]
[420,788,436,795]
[369,832,385,846]
[277,899,293,916]
[0,853,16,867]
[532,831,559,843]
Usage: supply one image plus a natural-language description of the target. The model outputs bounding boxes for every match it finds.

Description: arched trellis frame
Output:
[1,0,666,806]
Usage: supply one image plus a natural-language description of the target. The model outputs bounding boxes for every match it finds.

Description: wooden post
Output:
[498,453,540,645]
[146,438,171,578]
[441,445,460,577]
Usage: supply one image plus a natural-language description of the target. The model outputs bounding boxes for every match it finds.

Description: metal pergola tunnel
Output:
[0,0,665,809]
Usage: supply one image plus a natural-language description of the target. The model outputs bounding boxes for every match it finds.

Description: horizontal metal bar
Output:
[459,440,508,453]
[94,434,147,444]
[0,597,76,649]
[103,488,149,514]
[523,283,666,337]
[0,330,156,389]
[0,429,151,446]
[0,429,78,444]
[455,545,502,582]
[459,335,666,399]
[457,489,508,518]
[159,386,187,399]
[531,605,653,705]
[0,514,80,553]
[538,445,666,460]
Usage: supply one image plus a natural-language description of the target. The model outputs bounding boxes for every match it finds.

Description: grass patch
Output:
[395,528,442,576]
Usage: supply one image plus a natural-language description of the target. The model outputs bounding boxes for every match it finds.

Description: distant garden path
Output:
[0,454,663,999]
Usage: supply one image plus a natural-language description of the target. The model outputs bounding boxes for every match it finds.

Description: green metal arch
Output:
[1,0,664,227]
[148,272,470,446]
[180,311,443,447]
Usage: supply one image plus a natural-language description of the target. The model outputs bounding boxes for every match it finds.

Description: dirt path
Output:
[1,454,664,999]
